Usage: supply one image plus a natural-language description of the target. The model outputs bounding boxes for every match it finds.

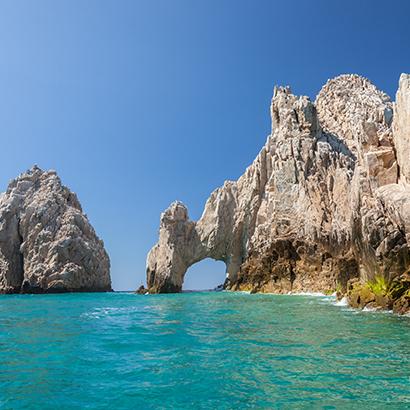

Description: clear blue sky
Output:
[0,0,409,290]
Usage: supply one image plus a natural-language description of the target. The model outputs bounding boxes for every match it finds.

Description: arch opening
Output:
[182,258,226,291]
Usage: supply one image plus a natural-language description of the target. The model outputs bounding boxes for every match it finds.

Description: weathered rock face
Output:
[146,74,410,313]
[0,166,111,293]
[393,74,410,184]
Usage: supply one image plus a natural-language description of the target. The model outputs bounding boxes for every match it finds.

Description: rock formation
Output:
[146,74,410,313]
[0,166,111,293]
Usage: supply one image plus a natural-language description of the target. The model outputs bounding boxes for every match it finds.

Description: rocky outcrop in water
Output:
[146,74,410,313]
[0,166,111,293]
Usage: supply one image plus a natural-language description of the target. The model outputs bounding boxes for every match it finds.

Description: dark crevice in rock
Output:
[16,220,24,292]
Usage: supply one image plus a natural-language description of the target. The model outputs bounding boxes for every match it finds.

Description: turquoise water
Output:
[0,292,409,409]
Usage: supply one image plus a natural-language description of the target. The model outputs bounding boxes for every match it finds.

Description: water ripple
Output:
[0,292,409,409]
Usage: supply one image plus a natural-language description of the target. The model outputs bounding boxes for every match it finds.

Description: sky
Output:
[0,0,409,290]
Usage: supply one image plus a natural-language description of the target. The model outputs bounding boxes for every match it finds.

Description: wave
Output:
[334,297,348,306]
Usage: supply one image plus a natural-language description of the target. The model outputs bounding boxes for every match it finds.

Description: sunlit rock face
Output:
[0,166,111,293]
[393,74,410,184]
[146,74,410,308]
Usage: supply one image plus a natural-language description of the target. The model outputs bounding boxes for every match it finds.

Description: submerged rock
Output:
[0,166,111,293]
[146,74,410,314]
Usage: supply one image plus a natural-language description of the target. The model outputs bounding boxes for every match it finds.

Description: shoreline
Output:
[2,288,410,318]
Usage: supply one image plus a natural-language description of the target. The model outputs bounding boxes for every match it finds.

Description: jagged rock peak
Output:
[273,85,292,97]
[0,166,111,294]
[317,74,391,103]
[162,201,189,222]
[316,74,393,147]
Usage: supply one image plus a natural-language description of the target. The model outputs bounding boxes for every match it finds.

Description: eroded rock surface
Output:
[146,74,410,313]
[393,74,410,184]
[0,166,111,293]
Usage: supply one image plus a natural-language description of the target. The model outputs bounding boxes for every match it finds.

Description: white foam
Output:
[238,291,329,297]
[288,291,327,297]
[334,297,348,306]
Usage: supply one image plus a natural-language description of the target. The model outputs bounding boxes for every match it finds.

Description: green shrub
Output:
[367,276,388,296]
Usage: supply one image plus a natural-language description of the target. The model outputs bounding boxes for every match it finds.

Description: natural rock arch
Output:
[146,74,410,295]
[146,200,233,293]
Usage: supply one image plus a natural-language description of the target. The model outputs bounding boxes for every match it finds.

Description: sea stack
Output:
[0,166,111,293]
[146,74,410,313]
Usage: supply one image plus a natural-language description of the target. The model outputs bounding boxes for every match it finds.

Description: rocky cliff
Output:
[0,166,111,293]
[146,74,410,313]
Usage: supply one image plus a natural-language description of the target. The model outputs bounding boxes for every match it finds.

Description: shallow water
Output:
[0,292,409,409]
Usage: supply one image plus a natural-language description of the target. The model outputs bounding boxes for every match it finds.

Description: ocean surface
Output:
[0,292,409,409]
